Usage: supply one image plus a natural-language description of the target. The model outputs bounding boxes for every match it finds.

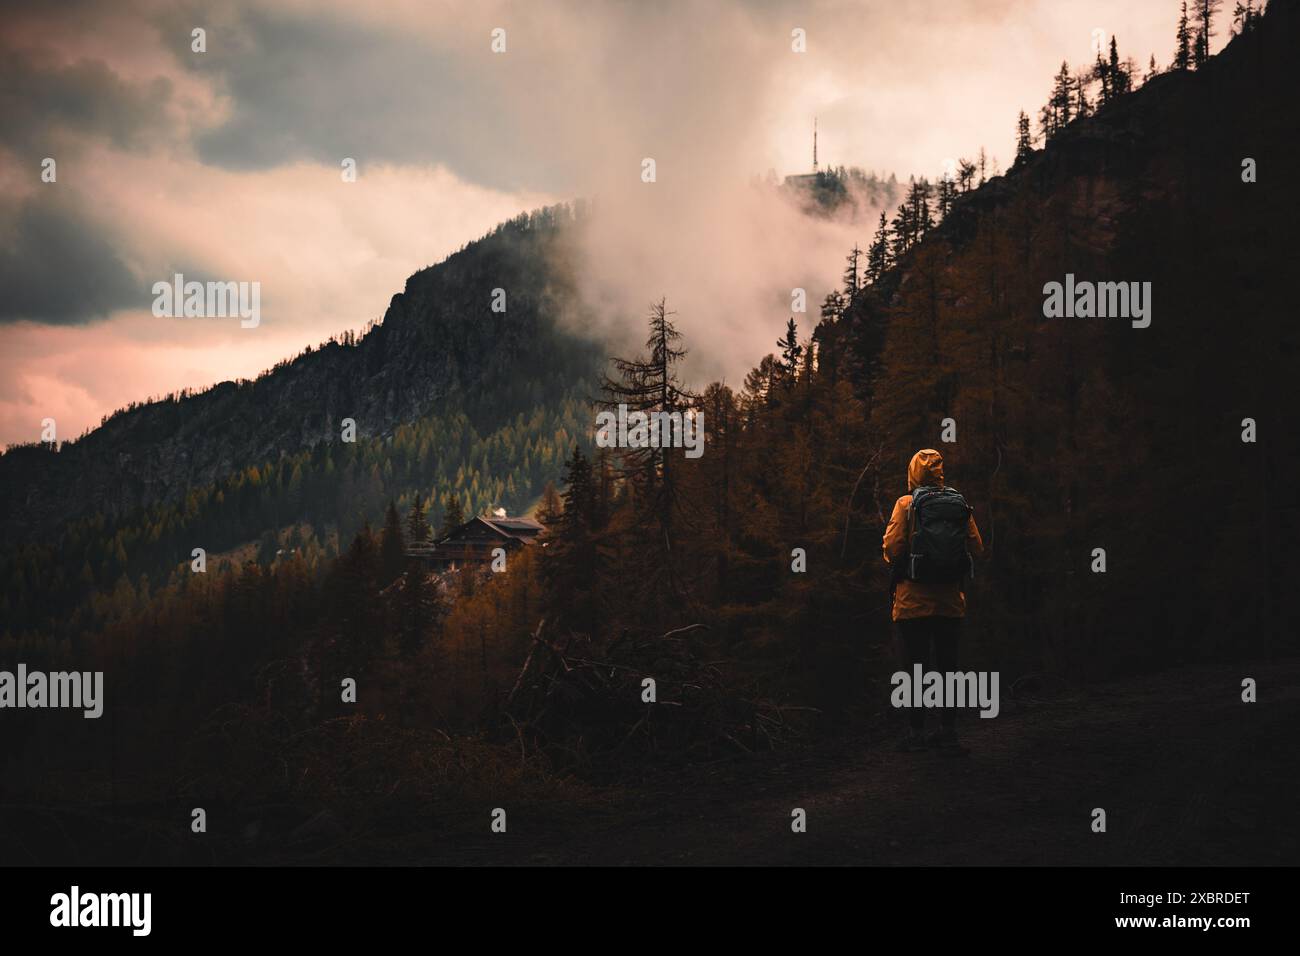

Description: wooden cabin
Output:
[407,511,544,570]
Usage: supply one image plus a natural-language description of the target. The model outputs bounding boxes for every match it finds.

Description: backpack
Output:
[904,486,974,584]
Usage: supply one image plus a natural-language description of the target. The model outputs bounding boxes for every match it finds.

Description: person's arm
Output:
[883,498,908,566]
[967,510,984,557]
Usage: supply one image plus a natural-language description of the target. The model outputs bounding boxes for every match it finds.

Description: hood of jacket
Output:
[907,448,945,490]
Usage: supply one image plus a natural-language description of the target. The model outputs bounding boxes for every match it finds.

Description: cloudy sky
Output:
[0,0,1222,446]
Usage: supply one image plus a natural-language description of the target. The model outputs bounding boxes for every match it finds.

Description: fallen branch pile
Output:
[502,620,816,774]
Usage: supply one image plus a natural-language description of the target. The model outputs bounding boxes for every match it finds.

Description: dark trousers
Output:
[897,616,962,730]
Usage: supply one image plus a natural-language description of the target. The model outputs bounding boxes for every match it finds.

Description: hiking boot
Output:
[895,729,926,753]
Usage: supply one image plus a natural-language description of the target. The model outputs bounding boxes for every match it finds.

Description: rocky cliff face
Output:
[0,212,603,540]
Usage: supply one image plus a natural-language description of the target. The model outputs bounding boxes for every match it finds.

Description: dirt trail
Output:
[433,657,1299,866]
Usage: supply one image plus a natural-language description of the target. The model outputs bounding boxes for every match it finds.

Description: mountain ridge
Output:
[0,205,604,540]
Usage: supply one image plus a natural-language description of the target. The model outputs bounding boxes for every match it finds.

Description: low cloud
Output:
[0,195,140,324]
[571,174,889,389]
[0,151,556,442]
[0,0,1230,442]
[0,45,176,156]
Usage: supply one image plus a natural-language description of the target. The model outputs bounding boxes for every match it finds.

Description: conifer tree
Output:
[600,300,697,595]
[1043,61,1074,137]
[778,318,804,378]
[329,523,383,679]
[541,446,601,634]
[866,212,892,284]
[1194,0,1222,67]
[380,499,406,583]
[936,174,957,221]
[820,290,847,325]
[1015,110,1034,164]
[396,562,439,658]
[1175,1,1193,69]
[843,245,862,298]
[559,446,597,532]
[909,178,934,237]
[1073,69,1092,118]
[1108,37,1131,96]
[890,200,913,260]
[439,495,465,539]
[1232,0,1259,35]
[742,354,780,412]
[536,480,563,528]
[406,491,431,546]
[957,158,976,193]
[1094,47,1111,104]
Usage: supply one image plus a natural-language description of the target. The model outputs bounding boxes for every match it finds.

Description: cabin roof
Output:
[405,513,545,561]
[480,516,543,535]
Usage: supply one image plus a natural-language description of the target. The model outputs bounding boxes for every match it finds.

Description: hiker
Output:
[882,448,983,753]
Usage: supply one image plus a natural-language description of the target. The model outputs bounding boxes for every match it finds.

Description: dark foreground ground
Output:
[366,656,1300,866]
[4,657,1296,866]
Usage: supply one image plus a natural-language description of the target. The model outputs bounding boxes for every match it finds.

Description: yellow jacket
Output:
[882,449,983,621]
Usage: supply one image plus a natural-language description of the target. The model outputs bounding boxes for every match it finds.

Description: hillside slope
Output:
[829,0,1300,676]
[0,208,603,540]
